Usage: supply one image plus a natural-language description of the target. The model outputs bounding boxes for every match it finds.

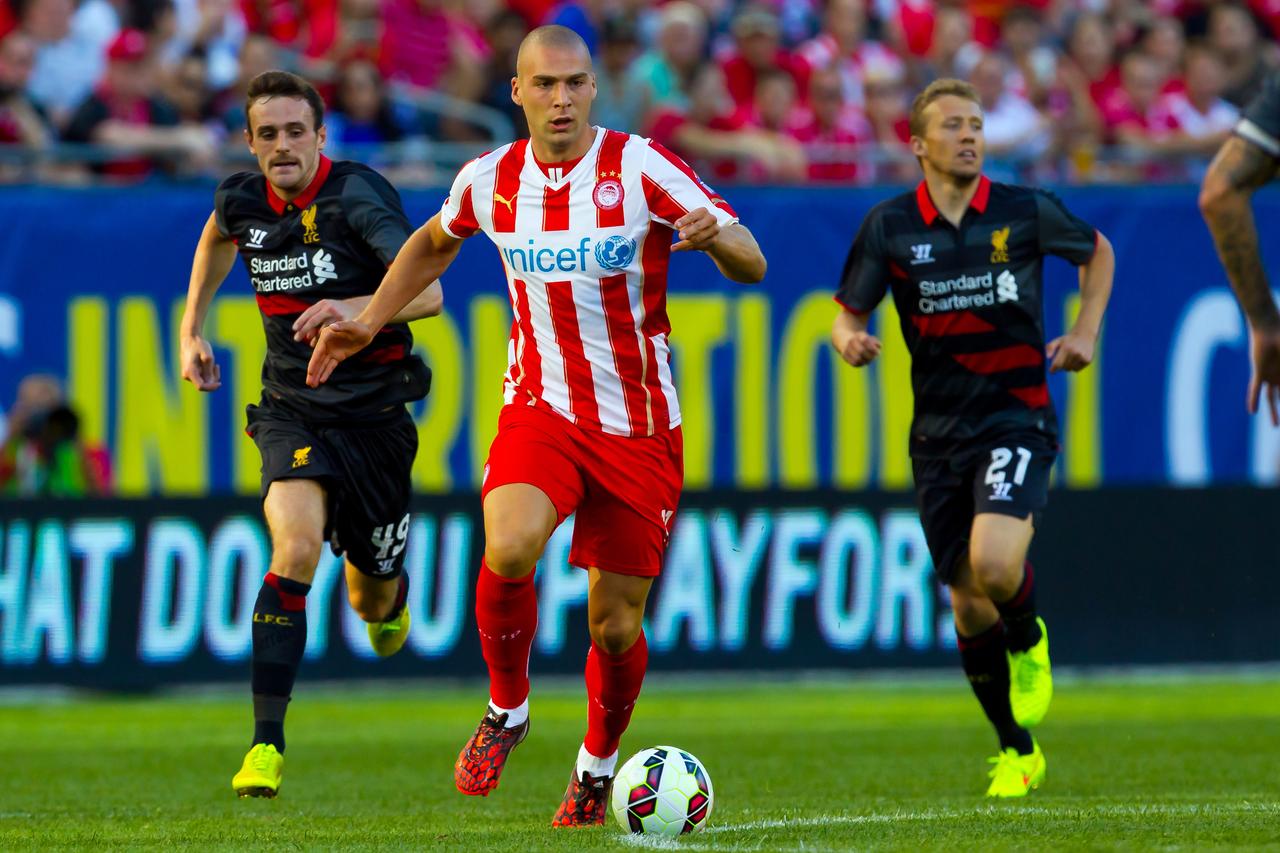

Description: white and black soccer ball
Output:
[610,745,713,836]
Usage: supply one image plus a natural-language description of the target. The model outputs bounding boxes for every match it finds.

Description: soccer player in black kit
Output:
[831,79,1115,797]
[178,71,442,798]
[1201,70,1280,422]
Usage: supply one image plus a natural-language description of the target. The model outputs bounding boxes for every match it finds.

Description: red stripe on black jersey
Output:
[1008,384,1050,409]
[256,292,312,316]
[910,311,996,337]
[360,343,409,365]
[952,344,1043,374]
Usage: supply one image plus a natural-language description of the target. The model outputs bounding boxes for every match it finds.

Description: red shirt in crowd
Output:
[719,50,810,110]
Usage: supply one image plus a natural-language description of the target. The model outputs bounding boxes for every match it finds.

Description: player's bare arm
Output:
[292,281,444,344]
[307,214,462,386]
[179,211,238,391]
[1200,136,1280,328]
[1200,135,1280,421]
[673,211,767,283]
[831,308,882,367]
[1047,230,1114,373]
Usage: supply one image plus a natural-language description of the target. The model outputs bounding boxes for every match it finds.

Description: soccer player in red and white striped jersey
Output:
[307,25,766,826]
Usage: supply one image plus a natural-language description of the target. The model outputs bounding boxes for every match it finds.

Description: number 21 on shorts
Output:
[985,447,1031,501]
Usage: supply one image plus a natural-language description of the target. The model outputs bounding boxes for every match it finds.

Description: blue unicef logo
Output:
[594,235,637,271]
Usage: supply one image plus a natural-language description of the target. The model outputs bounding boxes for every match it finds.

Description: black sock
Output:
[251,572,310,752]
[996,562,1042,653]
[383,573,409,622]
[957,622,1033,755]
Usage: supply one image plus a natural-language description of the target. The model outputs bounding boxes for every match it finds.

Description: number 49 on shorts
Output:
[370,513,410,572]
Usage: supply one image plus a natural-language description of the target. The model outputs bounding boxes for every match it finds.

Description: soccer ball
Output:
[610,745,714,836]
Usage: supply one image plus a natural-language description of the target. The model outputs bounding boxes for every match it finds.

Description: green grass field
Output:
[2,674,1277,850]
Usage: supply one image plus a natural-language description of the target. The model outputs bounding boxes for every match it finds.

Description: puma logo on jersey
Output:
[494,191,516,213]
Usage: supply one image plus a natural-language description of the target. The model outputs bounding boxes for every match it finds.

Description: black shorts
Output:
[912,433,1056,585]
[246,403,418,578]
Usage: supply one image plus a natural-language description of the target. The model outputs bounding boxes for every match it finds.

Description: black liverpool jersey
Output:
[1235,68,1280,160]
[215,155,430,421]
[835,176,1098,458]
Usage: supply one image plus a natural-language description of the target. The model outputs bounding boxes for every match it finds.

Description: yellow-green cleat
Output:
[1008,617,1052,728]
[232,743,283,798]
[985,739,1046,798]
[368,605,411,657]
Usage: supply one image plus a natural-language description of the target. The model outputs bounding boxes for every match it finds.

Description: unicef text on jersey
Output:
[500,235,638,275]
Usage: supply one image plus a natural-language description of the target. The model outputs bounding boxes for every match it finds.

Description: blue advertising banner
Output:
[1,183,1280,494]
[1,488,1277,688]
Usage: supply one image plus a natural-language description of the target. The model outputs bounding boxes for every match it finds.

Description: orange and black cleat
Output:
[551,769,612,827]
[454,706,529,796]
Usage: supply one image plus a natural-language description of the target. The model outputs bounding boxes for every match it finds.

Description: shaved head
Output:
[516,25,592,77]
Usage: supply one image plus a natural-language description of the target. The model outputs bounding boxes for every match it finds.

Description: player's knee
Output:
[589,609,642,654]
[484,527,545,578]
[271,535,323,579]
[967,546,1023,598]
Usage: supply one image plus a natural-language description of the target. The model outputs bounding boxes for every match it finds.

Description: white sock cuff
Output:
[576,743,619,778]
[489,698,529,728]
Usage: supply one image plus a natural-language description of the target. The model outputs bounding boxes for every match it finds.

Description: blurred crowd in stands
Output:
[1,0,1278,184]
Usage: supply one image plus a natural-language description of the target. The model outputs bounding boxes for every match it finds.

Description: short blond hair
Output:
[908,78,980,139]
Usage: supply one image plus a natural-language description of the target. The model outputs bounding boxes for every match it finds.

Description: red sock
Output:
[475,560,538,709]
[583,631,648,759]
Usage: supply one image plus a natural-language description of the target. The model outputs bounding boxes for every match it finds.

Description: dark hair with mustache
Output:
[244,70,325,134]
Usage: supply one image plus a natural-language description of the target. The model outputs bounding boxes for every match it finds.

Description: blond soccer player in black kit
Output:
[831,79,1115,797]
[178,71,442,798]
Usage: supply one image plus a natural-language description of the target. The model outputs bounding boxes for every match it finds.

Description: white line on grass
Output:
[706,801,1280,834]
[613,803,1280,851]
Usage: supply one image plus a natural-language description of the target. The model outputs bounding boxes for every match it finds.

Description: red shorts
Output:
[481,403,683,577]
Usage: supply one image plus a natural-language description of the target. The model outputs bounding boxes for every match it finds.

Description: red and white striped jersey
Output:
[439,126,739,437]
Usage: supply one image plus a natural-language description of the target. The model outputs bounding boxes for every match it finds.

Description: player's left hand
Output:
[306,320,375,387]
[672,208,720,253]
[1046,331,1095,372]
[1247,323,1280,425]
[292,298,364,345]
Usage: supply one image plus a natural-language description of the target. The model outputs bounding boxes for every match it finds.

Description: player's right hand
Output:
[1247,324,1280,425]
[292,298,361,345]
[836,330,881,367]
[306,320,375,387]
[179,335,221,391]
